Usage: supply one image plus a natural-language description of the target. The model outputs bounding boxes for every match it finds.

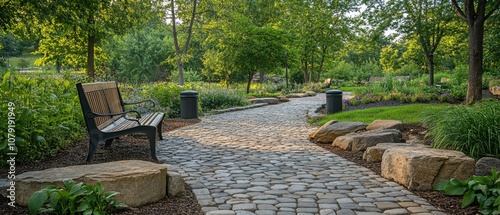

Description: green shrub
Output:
[424,100,500,159]
[139,82,195,118]
[450,82,468,101]
[357,61,384,81]
[451,65,469,86]
[29,179,127,215]
[200,89,248,111]
[303,82,326,93]
[435,169,500,214]
[0,72,85,164]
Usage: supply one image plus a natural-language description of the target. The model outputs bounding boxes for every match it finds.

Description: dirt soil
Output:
[0,104,479,214]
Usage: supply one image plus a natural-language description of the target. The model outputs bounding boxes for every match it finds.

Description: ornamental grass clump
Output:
[424,100,500,159]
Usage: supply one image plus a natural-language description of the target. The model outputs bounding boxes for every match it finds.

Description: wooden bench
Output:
[76,81,165,163]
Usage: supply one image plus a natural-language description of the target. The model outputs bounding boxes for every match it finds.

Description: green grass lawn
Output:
[8,53,42,68]
[338,86,365,93]
[318,103,451,125]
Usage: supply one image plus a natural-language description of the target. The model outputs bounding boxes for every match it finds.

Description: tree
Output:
[484,14,500,76]
[33,23,88,73]
[21,0,158,78]
[276,0,355,83]
[0,0,19,32]
[236,25,285,93]
[451,0,500,104]
[202,10,285,92]
[368,0,454,86]
[380,45,401,73]
[106,20,175,82]
[0,33,22,58]
[403,0,453,86]
[169,0,198,86]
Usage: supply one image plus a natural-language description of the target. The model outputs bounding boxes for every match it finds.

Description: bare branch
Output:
[450,0,467,21]
[485,0,500,20]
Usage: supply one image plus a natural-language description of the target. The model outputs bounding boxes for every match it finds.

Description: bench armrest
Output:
[123,99,156,108]
[85,110,142,119]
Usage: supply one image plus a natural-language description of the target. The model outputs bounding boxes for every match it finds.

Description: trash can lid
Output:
[326,89,342,94]
[180,90,199,97]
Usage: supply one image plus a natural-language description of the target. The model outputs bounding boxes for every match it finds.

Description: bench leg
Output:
[146,128,159,162]
[157,122,164,140]
[104,138,113,148]
[86,140,99,163]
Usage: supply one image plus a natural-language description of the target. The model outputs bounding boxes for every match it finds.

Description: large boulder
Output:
[309,121,366,144]
[381,147,475,190]
[332,129,404,151]
[15,160,167,207]
[366,120,403,131]
[476,157,500,176]
[305,91,317,96]
[363,143,430,162]
[490,85,500,96]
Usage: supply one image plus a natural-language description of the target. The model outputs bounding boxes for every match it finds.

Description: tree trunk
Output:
[317,45,328,82]
[427,54,434,86]
[259,70,264,83]
[56,59,62,73]
[171,0,184,86]
[87,34,95,79]
[183,0,197,54]
[309,54,314,83]
[450,0,500,104]
[466,18,485,104]
[302,60,308,83]
[246,72,254,94]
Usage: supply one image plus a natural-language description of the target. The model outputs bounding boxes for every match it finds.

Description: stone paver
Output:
[157,94,444,214]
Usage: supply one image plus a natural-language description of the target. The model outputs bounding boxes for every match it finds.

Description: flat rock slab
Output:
[363,143,430,162]
[381,147,475,190]
[332,129,404,151]
[366,120,403,131]
[309,121,366,144]
[286,91,316,98]
[248,98,280,105]
[15,160,167,207]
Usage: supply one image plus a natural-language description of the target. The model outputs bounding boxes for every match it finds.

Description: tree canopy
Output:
[1,0,499,101]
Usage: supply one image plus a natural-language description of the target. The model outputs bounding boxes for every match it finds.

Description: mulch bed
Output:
[0,100,485,214]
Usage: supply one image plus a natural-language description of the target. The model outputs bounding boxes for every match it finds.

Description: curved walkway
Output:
[157,94,445,215]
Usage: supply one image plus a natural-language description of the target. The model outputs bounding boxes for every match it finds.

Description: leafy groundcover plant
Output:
[435,169,500,215]
[28,179,127,215]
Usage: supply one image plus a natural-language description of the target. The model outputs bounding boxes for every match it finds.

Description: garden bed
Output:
[0,109,480,214]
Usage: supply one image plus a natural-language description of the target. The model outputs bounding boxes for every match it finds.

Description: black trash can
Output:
[180,90,198,119]
[326,90,343,114]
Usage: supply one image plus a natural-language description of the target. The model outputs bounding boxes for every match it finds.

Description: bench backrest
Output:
[76,81,125,131]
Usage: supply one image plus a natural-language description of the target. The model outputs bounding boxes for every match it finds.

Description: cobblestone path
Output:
[157,94,445,215]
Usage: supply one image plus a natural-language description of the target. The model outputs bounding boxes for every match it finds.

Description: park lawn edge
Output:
[318,103,451,125]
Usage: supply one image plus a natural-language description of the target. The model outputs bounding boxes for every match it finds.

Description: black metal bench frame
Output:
[76,81,165,163]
